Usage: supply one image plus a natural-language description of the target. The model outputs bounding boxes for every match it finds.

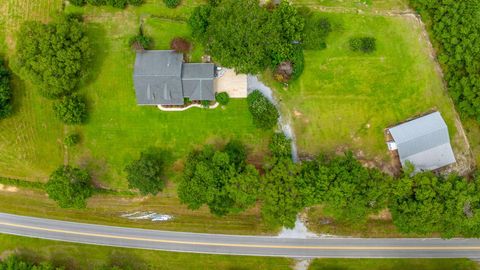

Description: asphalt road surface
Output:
[0,213,479,259]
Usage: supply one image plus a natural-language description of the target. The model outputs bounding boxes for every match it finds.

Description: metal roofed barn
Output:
[386,111,456,172]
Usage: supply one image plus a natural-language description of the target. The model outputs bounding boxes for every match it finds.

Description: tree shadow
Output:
[107,250,147,270]
[80,22,109,90]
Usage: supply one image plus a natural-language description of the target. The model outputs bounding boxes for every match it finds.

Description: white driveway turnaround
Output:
[0,213,479,259]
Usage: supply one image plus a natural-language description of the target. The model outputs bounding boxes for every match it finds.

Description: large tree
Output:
[177,142,260,216]
[0,59,12,119]
[193,0,304,74]
[45,165,93,208]
[16,16,91,98]
[390,170,480,238]
[125,148,166,195]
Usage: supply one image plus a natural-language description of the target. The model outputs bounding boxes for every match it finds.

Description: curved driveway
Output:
[0,213,479,259]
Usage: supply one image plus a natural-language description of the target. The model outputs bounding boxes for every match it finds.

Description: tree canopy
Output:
[0,59,12,119]
[247,90,279,130]
[53,94,88,125]
[45,165,93,208]
[177,141,260,216]
[16,16,91,98]
[190,0,304,74]
[411,0,480,120]
[125,148,166,195]
[390,170,480,238]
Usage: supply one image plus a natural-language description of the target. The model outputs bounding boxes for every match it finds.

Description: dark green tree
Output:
[178,142,260,216]
[45,165,93,208]
[125,148,166,195]
[53,95,88,125]
[247,90,279,130]
[268,133,292,158]
[0,59,12,119]
[15,17,91,98]
[163,0,180,8]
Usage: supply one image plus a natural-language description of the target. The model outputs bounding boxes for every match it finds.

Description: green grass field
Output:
[0,234,293,269]
[274,12,461,167]
[292,0,409,10]
[309,259,479,270]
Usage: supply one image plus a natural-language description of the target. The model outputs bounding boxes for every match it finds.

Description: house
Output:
[386,111,456,172]
[133,50,215,106]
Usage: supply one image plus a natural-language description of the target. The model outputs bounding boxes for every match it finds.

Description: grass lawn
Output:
[309,259,479,270]
[292,0,409,11]
[274,12,463,169]
[0,234,293,269]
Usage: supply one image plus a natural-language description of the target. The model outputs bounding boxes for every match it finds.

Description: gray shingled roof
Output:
[133,51,215,105]
[388,112,456,172]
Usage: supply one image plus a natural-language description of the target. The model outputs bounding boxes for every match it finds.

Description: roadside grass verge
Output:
[309,258,479,270]
[0,234,293,270]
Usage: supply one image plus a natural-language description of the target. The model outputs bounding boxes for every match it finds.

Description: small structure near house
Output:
[386,111,456,172]
[133,50,215,106]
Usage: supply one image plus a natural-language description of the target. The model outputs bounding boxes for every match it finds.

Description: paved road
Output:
[0,213,479,259]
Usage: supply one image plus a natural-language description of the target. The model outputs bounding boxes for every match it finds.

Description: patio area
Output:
[214,68,248,98]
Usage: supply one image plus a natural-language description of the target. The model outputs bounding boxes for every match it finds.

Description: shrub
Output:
[45,165,92,208]
[53,95,88,125]
[70,0,86,6]
[247,90,279,130]
[129,30,152,50]
[0,59,12,119]
[201,100,210,108]
[349,37,376,53]
[215,92,229,105]
[302,14,331,50]
[64,133,81,146]
[128,0,143,6]
[125,148,166,195]
[290,45,304,80]
[170,37,191,53]
[274,61,293,82]
[269,133,292,158]
[163,0,180,8]
[86,0,106,5]
[106,0,127,8]
[15,17,91,98]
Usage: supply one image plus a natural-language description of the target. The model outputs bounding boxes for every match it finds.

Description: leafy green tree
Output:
[106,0,127,8]
[247,90,279,130]
[178,142,260,216]
[45,165,93,208]
[53,95,88,125]
[194,0,304,74]
[0,59,12,119]
[64,133,81,146]
[261,158,304,228]
[70,0,86,6]
[16,17,91,98]
[390,170,480,238]
[124,148,166,195]
[127,0,143,6]
[87,0,106,5]
[0,255,58,270]
[269,133,292,158]
[163,0,180,8]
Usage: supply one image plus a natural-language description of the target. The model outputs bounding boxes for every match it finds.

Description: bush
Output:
[45,165,92,208]
[70,0,86,6]
[274,61,293,82]
[163,0,180,8]
[129,33,152,50]
[215,92,229,105]
[201,100,210,108]
[302,13,331,50]
[53,95,88,125]
[128,0,143,5]
[86,0,106,5]
[247,90,279,130]
[269,133,292,158]
[64,133,81,146]
[170,37,191,53]
[16,17,91,98]
[106,0,127,8]
[0,59,12,119]
[349,37,376,53]
[125,148,166,195]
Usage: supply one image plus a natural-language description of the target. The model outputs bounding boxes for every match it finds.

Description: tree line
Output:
[410,0,480,120]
